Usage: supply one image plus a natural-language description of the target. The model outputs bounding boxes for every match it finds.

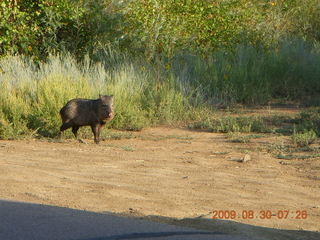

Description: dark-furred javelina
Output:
[59,95,114,144]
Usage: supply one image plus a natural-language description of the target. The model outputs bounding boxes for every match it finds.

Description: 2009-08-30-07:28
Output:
[211,210,308,220]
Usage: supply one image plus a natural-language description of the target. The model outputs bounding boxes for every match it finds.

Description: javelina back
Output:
[59,95,114,144]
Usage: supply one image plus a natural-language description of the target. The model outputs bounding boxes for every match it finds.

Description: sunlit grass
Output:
[0,54,205,139]
[1,40,320,139]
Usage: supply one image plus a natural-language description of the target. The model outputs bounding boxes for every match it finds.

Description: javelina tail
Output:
[59,105,69,123]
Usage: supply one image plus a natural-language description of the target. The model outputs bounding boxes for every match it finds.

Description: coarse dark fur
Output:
[59,95,114,144]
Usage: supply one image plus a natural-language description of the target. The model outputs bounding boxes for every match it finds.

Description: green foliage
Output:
[1,0,320,59]
[121,0,320,56]
[0,54,205,139]
[2,40,320,139]
[226,132,251,143]
[189,116,269,133]
[0,0,122,59]
[0,83,32,139]
[291,129,317,147]
[0,0,74,58]
[171,41,320,104]
[295,108,320,135]
[214,116,269,133]
[276,153,320,160]
[287,0,320,42]
[124,0,251,57]
[189,111,319,136]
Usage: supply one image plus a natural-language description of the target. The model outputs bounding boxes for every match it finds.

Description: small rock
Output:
[128,208,138,214]
[242,154,251,163]
[228,155,251,163]
[228,157,243,162]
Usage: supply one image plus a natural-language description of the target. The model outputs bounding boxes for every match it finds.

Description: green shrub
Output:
[124,0,252,57]
[189,116,269,133]
[171,41,320,104]
[0,54,206,139]
[291,129,317,147]
[1,40,320,139]
[0,0,123,59]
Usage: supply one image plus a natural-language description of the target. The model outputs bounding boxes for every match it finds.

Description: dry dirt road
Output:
[0,127,319,239]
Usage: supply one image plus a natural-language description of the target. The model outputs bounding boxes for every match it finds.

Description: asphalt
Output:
[0,200,249,240]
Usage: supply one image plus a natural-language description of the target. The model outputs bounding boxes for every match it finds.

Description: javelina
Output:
[59,95,114,144]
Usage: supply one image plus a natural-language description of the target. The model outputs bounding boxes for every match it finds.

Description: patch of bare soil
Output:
[0,127,319,239]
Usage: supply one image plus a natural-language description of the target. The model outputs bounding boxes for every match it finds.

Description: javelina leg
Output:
[72,126,79,138]
[59,122,72,138]
[72,126,86,144]
[91,124,101,144]
[60,122,72,132]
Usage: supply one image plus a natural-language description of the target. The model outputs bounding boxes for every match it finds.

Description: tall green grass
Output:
[171,40,320,105]
[0,53,203,139]
[1,40,320,139]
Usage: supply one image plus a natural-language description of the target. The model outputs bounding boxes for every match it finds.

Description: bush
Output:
[0,53,204,139]
[0,0,122,59]
[123,0,253,57]
[291,130,317,147]
[171,41,320,104]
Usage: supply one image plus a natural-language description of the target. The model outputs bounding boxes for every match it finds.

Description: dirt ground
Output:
[0,126,319,239]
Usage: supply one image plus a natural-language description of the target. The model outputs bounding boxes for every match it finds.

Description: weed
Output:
[267,142,291,155]
[226,132,264,143]
[105,144,135,151]
[188,119,213,131]
[291,129,317,147]
[275,153,320,160]
[2,40,320,139]
[104,131,134,140]
[120,145,135,152]
[211,151,229,155]
[0,55,210,139]
[190,116,270,133]
[226,132,251,143]
[295,108,320,135]
[139,134,193,141]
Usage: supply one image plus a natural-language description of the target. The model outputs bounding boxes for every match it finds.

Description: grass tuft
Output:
[1,41,320,139]
[291,129,317,147]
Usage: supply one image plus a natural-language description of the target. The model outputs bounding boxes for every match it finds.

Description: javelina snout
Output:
[59,95,114,144]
